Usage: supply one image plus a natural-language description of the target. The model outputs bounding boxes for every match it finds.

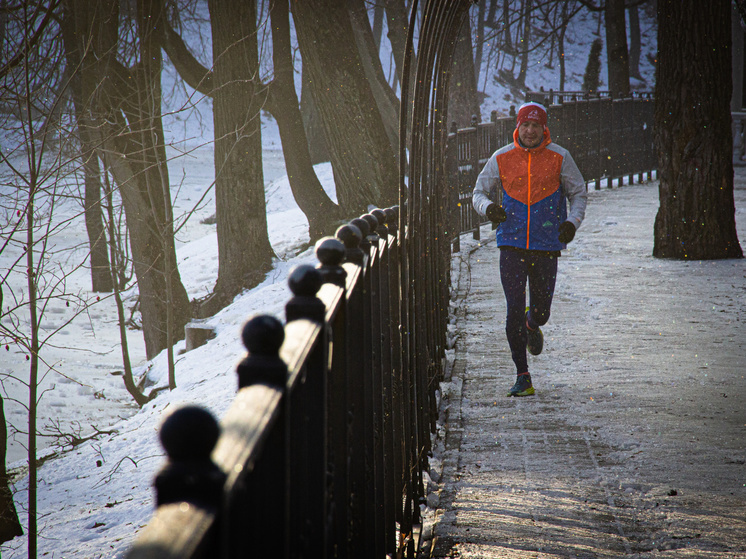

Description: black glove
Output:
[485,203,507,224]
[558,221,576,243]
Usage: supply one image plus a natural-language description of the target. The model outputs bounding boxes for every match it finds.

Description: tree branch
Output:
[161,20,213,96]
[0,0,61,80]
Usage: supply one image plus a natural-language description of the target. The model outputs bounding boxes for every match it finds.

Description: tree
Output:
[348,0,400,153]
[653,0,743,259]
[60,5,112,294]
[163,2,339,255]
[577,0,630,97]
[582,38,603,94]
[265,0,342,240]
[204,0,274,309]
[62,0,192,362]
[292,0,399,215]
[627,3,643,81]
[448,14,480,128]
[603,0,629,96]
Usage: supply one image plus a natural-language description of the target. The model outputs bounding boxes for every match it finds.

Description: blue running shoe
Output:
[507,373,535,397]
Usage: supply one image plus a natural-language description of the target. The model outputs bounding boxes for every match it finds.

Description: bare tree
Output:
[292,0,399,214]
[448,15,480,128]
[0,3,99,550]
[162,0,341,265]
[62,0,192,364]
[653,0,742,259]
[577,0,630,97]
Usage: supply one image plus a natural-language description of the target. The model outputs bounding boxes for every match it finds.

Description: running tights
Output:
[499,248,558,374]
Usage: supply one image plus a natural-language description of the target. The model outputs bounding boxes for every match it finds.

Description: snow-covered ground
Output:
[0,5,660,557]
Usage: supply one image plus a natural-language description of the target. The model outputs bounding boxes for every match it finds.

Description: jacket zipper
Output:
[526,151,531,249]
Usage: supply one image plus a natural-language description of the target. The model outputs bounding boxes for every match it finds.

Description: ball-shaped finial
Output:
[361,213,379,234]
[287,264,322,297]
[349,217,370,238]
[336,224,362,249]
[241,314,284,356]
[371,208,387,227]
[160,405,220,462]
[315,236,346,267]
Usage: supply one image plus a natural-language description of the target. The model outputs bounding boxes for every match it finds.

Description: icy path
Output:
[428,175,746,558]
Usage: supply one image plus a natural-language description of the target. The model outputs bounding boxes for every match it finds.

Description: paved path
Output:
[425,174,746,558]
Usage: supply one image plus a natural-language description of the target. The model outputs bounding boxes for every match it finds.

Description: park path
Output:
[424,173,746,558]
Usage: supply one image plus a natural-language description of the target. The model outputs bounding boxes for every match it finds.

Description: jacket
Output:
[472,127,587,252]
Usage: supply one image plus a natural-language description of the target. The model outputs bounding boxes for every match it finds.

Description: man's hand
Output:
[558,221,576,243]
[486,203,507,224]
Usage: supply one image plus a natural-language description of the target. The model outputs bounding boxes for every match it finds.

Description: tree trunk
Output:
[372,1,384,51]
[75,0,192,359]
[383,0,410,86]
[208,0,274,304]
[653,0,743,260]
[267,0,340,240]
[448,15,480,128]
[292,0,398,215]
[558,1,569,90]
[59,3,113,293]
[348,0,400,153]
[80,136,113,293]
[474,0,486,82]
[300,69,330,165]
[517,0,531,86]
[0,396,22,544]
[627,4,642,80]
[604,0,630,97]
[503,0,513,53]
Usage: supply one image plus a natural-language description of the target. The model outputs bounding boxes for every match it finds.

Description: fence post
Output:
[225,315,288,558]
[285,264,328,556]
[155,406,226,510]
[315,236,351,557]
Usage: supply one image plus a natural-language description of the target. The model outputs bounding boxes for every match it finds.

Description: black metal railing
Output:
[446,93,657,247]
[124,0,476,554]
[125,208,442,559]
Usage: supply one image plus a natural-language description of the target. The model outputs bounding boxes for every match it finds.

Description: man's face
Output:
[518,120,544,148]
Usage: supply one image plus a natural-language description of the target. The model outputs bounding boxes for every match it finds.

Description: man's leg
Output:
[526,253,558,330]
[499,249,529,374]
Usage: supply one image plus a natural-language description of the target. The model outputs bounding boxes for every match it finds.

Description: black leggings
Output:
[499,248,558,374]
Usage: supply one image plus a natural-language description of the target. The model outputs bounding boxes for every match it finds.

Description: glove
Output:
[558,221,576,243]
[485,203,507,224]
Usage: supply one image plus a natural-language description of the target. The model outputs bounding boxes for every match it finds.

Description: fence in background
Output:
[446,93,657,245]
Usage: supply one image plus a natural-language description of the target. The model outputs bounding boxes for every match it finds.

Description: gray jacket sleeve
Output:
[561,151,587,229]
[472,154,502,216]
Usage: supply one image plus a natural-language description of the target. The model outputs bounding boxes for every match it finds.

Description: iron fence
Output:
[124,0,473,557]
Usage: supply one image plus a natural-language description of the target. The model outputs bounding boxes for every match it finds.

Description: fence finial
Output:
[237,314,287,388]
[286,264,325,323]
[349,217,371,252]
[361,213,380,243]
[371,208,389,237]
[155,405,226,509]
[315,236,347,287]
[336,223,364,265]
[384,207,399,236]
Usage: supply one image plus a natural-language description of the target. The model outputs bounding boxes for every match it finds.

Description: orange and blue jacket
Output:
[472,127,587,252]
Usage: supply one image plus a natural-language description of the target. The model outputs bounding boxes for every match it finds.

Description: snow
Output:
[0,5,663,558]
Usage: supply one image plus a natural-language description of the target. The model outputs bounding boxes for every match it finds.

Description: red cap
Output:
[516,102,547,128]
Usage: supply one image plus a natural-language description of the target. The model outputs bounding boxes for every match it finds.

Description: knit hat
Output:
[516,102,547,128]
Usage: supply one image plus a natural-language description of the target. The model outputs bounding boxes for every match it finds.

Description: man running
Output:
[472,102,587,396]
